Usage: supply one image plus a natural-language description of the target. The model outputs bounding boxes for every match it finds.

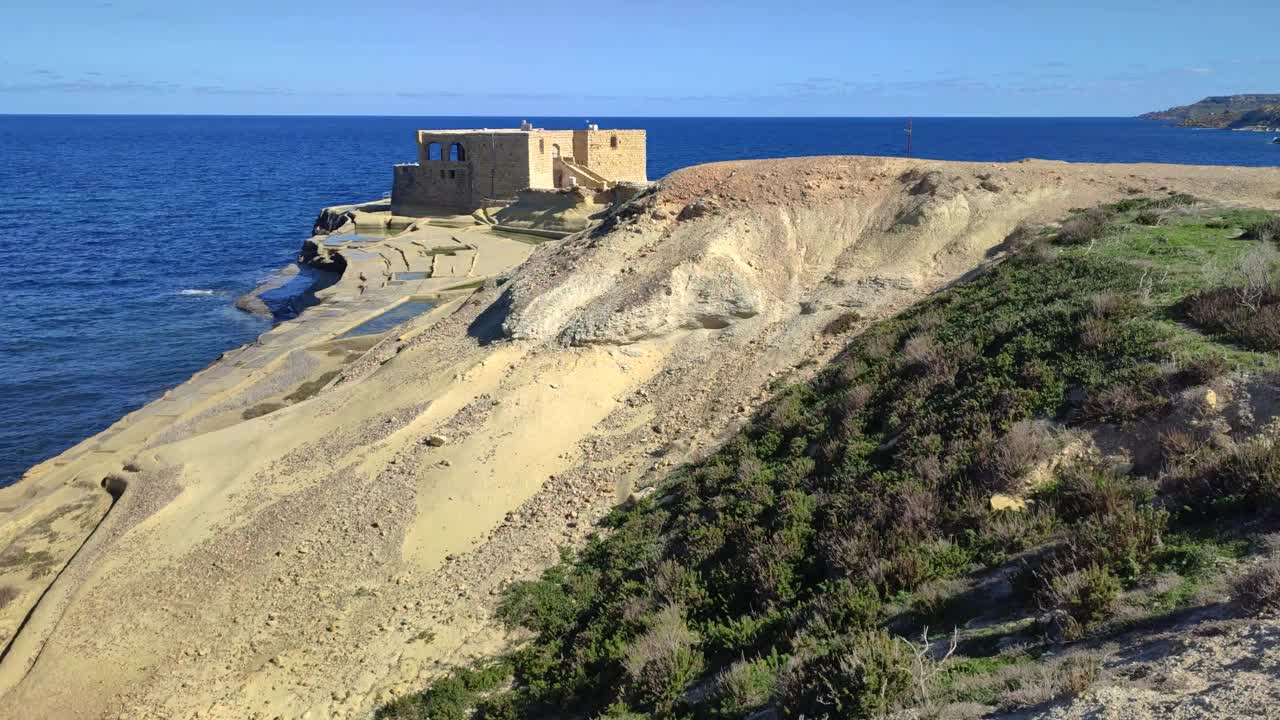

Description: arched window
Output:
[449,142,466,161]
[551,144,560,159]
[610,135,618,148]
[426,142,442,161]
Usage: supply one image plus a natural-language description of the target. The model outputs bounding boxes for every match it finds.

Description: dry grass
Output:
[1056,209,1112,246]
[1244,215,1280,244]
[622,604,704,713]
[941,652,1104,712]
[1232,557,1280,615]
[992,420,1058,492]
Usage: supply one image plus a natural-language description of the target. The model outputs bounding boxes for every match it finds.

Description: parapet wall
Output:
[392,164,472,215]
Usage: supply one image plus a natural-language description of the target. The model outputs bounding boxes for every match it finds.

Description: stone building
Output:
[391,121,647,215]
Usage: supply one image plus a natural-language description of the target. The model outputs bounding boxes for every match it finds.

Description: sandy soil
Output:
[1,155,1278,720]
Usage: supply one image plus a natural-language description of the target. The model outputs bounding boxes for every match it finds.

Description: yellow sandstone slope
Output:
[1,156,1277,719]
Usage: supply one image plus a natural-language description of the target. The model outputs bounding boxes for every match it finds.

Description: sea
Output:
[1,115,1277,485]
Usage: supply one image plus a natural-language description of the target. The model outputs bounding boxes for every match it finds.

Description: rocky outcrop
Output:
[233,292,272,317]
[1141,94,1280,129]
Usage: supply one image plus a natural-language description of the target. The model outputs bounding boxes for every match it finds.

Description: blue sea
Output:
[1,115,1277,485]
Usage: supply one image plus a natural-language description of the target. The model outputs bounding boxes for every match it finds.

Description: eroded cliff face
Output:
[1,156,1278,720]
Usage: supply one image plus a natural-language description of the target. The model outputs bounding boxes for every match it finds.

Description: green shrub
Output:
[1039,565,1121,640]
[711,652,784,717]
[1107,197,1152,213]
[1170,354,1230,387]
[777,630,914,719]
[1079,380,1167,423]
[622,605,705,714]
[375,661,512,720]
[1232,557,1280,614]
[1067,502,1168,580]
[1180,286,1280,351]
[1244,215,1280,243]
[1149,192,1196,209]
[1162,435,1280,519]
[702,609,785,654]
[992,419,1057,492]
[823,311,862,336]
[1056,209,1111,245]
[1134,210,1163,226]
[1048,464,1140,522]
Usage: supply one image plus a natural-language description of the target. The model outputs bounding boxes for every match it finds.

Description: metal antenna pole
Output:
[905,117,913,158]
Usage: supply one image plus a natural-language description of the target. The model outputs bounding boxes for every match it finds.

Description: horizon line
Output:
[0,112,1148,120]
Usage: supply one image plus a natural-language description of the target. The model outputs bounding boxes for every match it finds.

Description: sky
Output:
[3,0,1278,117]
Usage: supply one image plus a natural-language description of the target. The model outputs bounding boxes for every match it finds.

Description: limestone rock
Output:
[990,493,1028,512]
[234,293,272,318]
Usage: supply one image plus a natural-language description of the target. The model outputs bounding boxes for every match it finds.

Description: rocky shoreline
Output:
[1141,93,1280,131]
[2,157,1280,719]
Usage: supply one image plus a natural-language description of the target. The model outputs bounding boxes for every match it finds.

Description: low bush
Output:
[375,661,512,720]
[1181,245,1280,351]
[1079,379,1168,423]
[1056,209,1111,246]
[711,653,783,717]
[901,332,952,384]
[942,652,1102,710]
[991,420,1057,492]
[822,310,862,336]
[1181,287,1280,351]
[996,222,1048,256]
[1149,192,1197,209]
[1134,210,1163,226]
[1067,502,1168,580]
[1232,557,1280,614]
[622,605,705,714]
[1244,215,1280,244]
[1162,435,1280,519]
[1038,564,1121,641]
[1047,464,1136,522]
[776,630,914,719]
[1169,354,1230,388]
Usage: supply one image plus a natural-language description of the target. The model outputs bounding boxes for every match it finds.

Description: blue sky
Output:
[3,0,1278,116]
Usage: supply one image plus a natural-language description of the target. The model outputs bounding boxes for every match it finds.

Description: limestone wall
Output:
[528,130,577,189]
[391,127,647,215]
[394,131,534,213]
[578,129,647,183]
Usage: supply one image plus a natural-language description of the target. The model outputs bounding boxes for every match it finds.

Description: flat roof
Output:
[416,127,638,135]
[418,128,524,134]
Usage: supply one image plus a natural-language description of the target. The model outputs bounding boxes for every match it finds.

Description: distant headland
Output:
[1141,93,1280,131]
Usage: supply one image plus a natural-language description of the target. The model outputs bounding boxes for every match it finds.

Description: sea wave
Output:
[178,289,218,296]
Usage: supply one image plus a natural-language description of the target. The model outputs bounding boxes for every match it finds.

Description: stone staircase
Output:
[556,157,610,189]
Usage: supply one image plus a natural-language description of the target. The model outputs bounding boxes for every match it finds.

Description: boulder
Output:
[234,293,272,318]
[990,493,1028,512]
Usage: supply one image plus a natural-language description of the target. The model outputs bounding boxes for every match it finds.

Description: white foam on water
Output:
[178,289,217,296]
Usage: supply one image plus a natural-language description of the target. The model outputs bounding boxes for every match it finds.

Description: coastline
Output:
[2,155,1279,719]
[0,201,544,695]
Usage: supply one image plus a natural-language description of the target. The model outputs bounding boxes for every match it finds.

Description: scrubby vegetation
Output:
[379,197,1280,720]
[1232,556,1280,614]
